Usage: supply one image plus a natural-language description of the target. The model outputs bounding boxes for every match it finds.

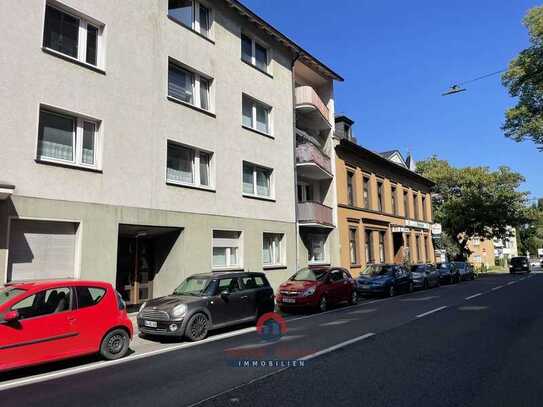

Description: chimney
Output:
[335,114,356,143]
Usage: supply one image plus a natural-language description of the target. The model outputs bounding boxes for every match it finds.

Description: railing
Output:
[296,143,331,174]
[295,86,330,122]
[297,201,333,226]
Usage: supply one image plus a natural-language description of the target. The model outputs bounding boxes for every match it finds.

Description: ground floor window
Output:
[213,230,242,269]
[7,219,79,282]
[378,231,385,263]
[365,230,373,264]
[349,228,358,265]
[305,232,327,263]
[263,233,284,266]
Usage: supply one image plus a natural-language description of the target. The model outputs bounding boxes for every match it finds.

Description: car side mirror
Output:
[4,310,19,323]
[220,290,230,299]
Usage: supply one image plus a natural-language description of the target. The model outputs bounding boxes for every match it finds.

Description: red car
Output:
[276,267,357,313]
[0,280,133,372]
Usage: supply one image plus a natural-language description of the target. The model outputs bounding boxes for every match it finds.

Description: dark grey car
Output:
[137,272,274,341]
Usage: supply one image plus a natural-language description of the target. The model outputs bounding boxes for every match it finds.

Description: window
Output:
[263,233,284,266]
[349,228,358,265]
[297,182,314,202]
[242,95,271,135]
[377,181,384,212]
[241,34,269,73]
[330,270,344,282]
[168,0,213,39]
[365,230,373,264]
[362,176,370,208]
[43,4,103,68]
[422,195,427,220]
[391,185,397,215]
[242,275,268,289]
[167,142,212,188]
[378,231,386,263]
[243,162,272,198]
[217,278,241,293]
[76,287,106,309]
[403,190,409,217]
[414,193,420,220]
[168,61,212,111]
[213,231,242,269]
[307,233,326,263]
[418,235,424,262]
[12,287,71,320]
[38,108,99,168]
[347,171,355,206]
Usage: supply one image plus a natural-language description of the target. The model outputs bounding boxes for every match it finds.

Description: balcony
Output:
[295,86,331,130]
[0,182,15,200]
[296,143,332,180]
[297,201,334,228]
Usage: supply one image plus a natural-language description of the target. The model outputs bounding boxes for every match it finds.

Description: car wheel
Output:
[423,279,429,290]
[185,313,209,342]
[319,296,328,312]
[408,282,414,293]
[349,290,358,305]
[388,286,395,297]
[100,328,130,360]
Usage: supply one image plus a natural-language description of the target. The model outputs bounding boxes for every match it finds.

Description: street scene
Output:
[1,0,543,406]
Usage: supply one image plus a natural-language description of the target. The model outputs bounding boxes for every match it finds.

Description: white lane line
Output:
[507,281,516,286]
[0,326,257,392]
[416,306,447,319]
[491,285,504,291]
[299,333,375,361]
[465,293,482,300]
[319,319,353,327]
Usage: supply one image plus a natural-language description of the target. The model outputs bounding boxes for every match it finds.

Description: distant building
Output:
[467,228,518,267]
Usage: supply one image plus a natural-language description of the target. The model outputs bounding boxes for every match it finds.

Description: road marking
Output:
[401,296,438,302]
[507,281,516,286]
[491,285,504,291]
[465,293,482,300]
[320,319,353,327]
[299,333,375,361]
[348,308,377,315]
[0,326,258,392]
[416,306,447,318]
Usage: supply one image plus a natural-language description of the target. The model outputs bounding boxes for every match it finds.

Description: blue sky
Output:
[243,0,542,201]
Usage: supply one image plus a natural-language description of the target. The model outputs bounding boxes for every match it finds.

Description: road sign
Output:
[431,223,442,235]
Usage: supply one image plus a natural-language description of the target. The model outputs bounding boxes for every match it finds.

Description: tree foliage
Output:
[416,156,530,258]
[502,6,543,150]
[517,202,543,256]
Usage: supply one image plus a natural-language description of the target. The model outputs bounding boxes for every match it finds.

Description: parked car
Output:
[0,280,133,372]
[509,257,531,273]
[452,261,475,281]
[410,264,440,289]
[357,264,414,297]
[276,267,357,313]
[436,262,460,283]
[138,272,274,341]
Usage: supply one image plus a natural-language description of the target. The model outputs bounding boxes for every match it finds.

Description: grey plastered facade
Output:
[0,0,305,295]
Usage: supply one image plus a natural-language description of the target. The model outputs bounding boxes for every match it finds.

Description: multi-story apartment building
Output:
[0,0,340,308]
[334,116,435,275]
[467,228,518,267]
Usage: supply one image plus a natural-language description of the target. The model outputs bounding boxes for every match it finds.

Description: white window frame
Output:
[297,181,314,202]
[241,33,270,73]
[43,1,105,69]
[242,161,274,199]
[168,0,214,40]
[242,94,272,136]
[168,59,213,113]
[262,233,285,267]
[307,233,328,264]
[166,141,214,190]
[212,230,243,270]
[37,106,101,170]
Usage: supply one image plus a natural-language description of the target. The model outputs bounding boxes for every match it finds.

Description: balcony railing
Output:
[295,86,330,122]
[296,143,332,176]
[297,201,334,227]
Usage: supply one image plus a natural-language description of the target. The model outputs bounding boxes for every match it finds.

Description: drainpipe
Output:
[291,52,301,272]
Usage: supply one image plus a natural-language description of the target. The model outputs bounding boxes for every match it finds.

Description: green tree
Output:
[517,202,543,255]
[416,156,530,259]
[502,6,543,150]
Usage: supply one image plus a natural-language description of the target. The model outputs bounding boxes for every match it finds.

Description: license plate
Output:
[282,298,296,303]
[361,285,370,289]
[144,320,157,328]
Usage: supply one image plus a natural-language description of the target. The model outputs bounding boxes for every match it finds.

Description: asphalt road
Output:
[1,272,542,407]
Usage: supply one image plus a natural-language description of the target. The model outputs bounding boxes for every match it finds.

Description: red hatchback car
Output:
[0,280,133,372]
[276,267,357,313]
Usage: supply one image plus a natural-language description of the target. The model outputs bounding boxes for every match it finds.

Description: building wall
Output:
[0,0,296,223]
[0,196,296,293]
[467,238,495,267]
[335,144,434,276]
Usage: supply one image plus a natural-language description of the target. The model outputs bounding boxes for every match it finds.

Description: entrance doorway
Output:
[392,232,404,263]
[116,224,181,311]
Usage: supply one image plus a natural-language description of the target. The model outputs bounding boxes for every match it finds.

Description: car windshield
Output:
[173,277,211,296]
[410,265,426,273]
[361,265,395,276]
[0,287,26,306]
[511,257,527,265]
[290,268,328,281]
